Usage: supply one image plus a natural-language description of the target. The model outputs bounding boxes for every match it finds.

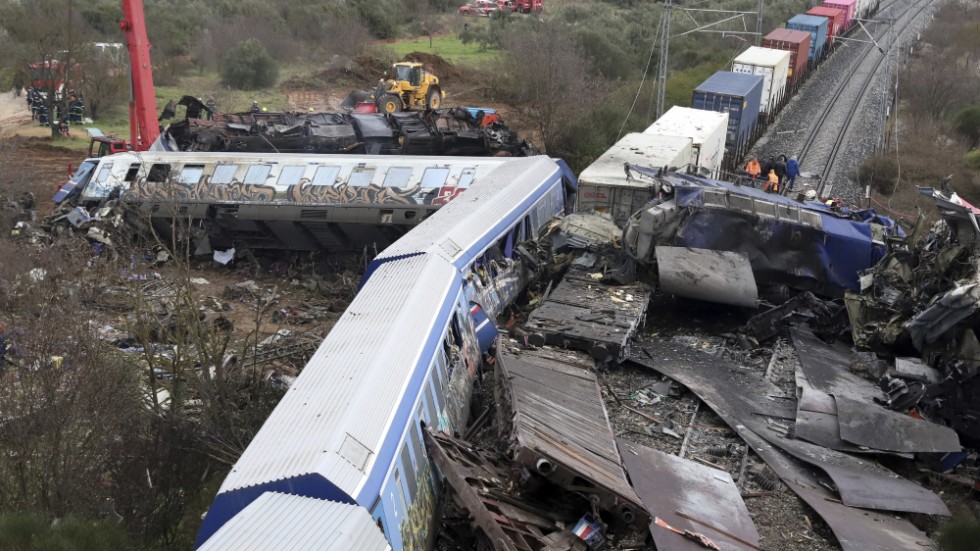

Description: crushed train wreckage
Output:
[621,167,904,304]
[161,96,534,157]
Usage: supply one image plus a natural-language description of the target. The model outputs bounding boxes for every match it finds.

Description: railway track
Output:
[796,0,933,197]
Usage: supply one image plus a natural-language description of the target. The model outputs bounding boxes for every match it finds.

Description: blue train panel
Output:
[787,14,829,61]
[691,71,764,153]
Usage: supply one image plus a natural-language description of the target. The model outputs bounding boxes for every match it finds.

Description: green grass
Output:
[377,33,501,66]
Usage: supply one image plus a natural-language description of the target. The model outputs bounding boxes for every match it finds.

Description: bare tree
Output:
[499,19,612,154]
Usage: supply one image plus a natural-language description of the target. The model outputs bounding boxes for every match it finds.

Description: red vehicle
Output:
[28,58,82,91]
[503,0,542,13]
[459,0,500,15]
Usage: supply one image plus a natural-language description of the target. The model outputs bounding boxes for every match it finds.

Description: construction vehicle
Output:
[343,61,445,114]
[118,0,159,151]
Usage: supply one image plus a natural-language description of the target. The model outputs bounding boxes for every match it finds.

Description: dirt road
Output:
[0,89,33,133]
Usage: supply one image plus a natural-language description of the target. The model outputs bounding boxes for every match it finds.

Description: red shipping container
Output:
[823,0,856,31]
[806,7,845,45]
[762,28,812,85]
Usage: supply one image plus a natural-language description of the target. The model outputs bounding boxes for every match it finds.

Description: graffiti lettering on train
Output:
[125,176,458,206]
[399,457,437,551]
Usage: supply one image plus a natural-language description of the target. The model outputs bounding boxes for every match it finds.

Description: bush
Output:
[220,39,280,90]
[965,150,980,172]
[0,513,135,551]
[954,105,980,147]
[856,155,899,196]
[937,517,980,551]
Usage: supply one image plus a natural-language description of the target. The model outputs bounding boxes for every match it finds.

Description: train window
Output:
[408,421,424,466]
[451,313,463,348]
[94,163,113,184]
[430,377,446,418]
[124,164,140,182]
[177,165,205,184]
[400,446,418,496]
[423,387,438,427]
[457,171,475,188]
[211,164,238,184]
[394,469,409,518]
[523,215,532,240]
[278,165,306,186]
[312,166,341,186]
[383,167,413,188]
[421,167,449,187]
[432,347,446,389]
[147,164,170,182]
[244,165,272,184]
[348,168,375,187]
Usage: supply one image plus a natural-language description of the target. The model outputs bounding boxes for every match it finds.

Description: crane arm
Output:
[119,0,158,150]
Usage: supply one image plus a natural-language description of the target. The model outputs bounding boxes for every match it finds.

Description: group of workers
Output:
[744,154,800,194]
[25,87,85,137]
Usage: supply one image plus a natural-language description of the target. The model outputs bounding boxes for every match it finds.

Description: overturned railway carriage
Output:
[195,156,576,550]
[63,152,557,252]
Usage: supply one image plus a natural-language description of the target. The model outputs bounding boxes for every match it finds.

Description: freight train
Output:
[579,0,883,226]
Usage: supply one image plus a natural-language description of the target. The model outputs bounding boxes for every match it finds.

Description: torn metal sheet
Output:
[835,395,961,453]
[789,326,883,403]
[617,438,761,551]
[497,348,649,527]
[791,326,961,453]
[793,387,864,453]
[629,342,950,516]
[906,283,980,351]
[522,273,652,363]
[655,246,758,308]
[893,357,941,384]
[731,425,932,551]
[423,430,589,551]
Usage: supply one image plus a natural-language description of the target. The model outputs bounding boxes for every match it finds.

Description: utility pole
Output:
[656,0,672,119]
[654,0,762,119]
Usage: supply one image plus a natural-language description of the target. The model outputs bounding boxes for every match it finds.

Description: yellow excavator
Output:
[342,61,445,114]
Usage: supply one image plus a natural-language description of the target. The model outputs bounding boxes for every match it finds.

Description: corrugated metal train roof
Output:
[219,254,458,498]
[199,492,390,551]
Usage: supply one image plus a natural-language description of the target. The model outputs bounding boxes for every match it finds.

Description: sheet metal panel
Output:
[630,342,951,517]
[656,246,758,308]
[618,439,761,551]
[644,106,728,178]
[498,348,648,525]
[374,156,566,264]
[578,133,693,226]
[732,47,791,114]
[216,255,457,500]
[199,493,391,551]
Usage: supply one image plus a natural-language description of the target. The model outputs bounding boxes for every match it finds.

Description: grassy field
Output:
[378,32,501,65]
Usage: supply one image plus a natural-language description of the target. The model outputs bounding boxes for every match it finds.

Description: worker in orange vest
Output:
[764,169,779,193]
[745,158,762,187]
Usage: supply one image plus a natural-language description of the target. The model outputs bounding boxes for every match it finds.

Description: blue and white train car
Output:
[196,156,577,550]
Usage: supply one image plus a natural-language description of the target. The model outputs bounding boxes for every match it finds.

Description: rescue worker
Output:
[745,157,762,185]
[68,95,84,123]
[205,96,216,120]
[774,154,788,187]
[786,155,800,191]
[764,169,779,193]
[251,100,260,114]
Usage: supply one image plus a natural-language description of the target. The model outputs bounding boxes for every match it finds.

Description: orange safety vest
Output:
[765,172,779,192]
[746,160,761,177]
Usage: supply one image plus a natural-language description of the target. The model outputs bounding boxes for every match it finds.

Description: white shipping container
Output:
[577,133,693,227]
[732,47,791,114]
[643,106,728,179]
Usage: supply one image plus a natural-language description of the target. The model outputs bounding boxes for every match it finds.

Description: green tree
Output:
[220,39,279,90]
[954,105,980,147]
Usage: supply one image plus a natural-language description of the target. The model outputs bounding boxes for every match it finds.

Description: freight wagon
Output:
[786,14,830,62]
[762,29,812,87]
[732,47,791,115]
[691,71,764,158]
[643,106,728,180]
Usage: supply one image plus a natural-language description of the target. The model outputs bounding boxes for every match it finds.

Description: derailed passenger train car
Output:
[623,169,903,299]
[58,152,537,252]
[195,156,577,550]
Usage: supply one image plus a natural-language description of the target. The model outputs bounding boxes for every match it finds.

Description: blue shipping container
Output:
[691,71,763,152]
[786,14,829,61]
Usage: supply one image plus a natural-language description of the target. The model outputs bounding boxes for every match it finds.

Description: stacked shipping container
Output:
[786,14,829,61]
[823,0,856,30]
[732,47,791,115]
[762,29,812,86]
[807,6,846,46]
[643,106,729,179]
[691,71,763,155]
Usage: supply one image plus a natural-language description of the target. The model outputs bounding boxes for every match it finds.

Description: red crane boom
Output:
[119,0,158,150]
